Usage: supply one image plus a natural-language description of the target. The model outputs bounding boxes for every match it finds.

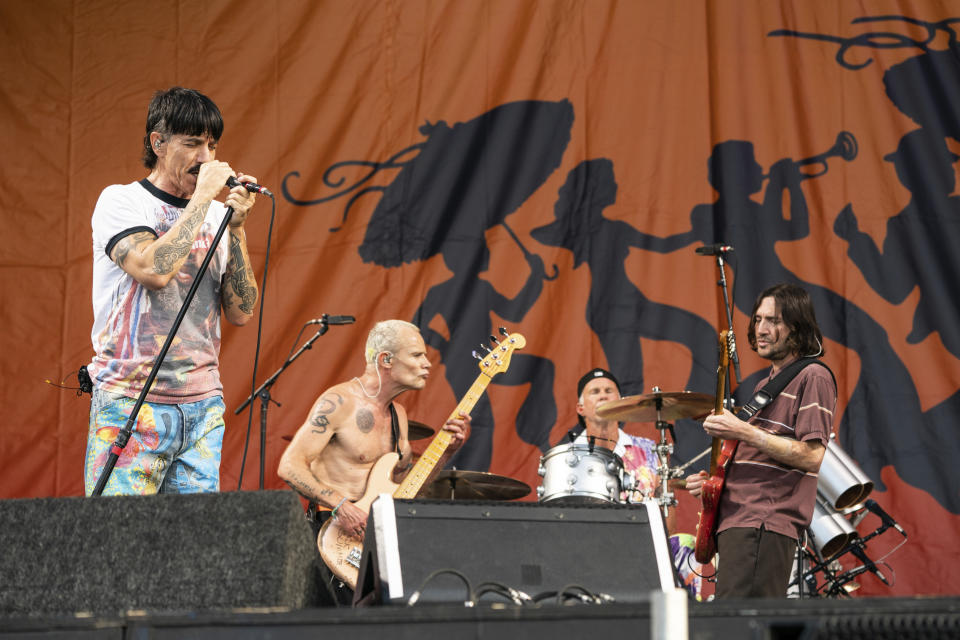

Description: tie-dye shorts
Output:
[84,387,225,495]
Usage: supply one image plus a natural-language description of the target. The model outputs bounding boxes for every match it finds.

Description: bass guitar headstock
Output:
[474,327,526,378]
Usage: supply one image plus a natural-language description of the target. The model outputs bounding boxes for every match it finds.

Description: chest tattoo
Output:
[356,408,375,433]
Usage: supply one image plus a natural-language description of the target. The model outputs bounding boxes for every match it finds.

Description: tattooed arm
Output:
[221,225,259,325]
[220,173,259,325]
[277,389,352,509]
[110,161,236,289]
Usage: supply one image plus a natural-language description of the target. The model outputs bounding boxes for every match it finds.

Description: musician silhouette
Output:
[766,16,960,513]
[835,129,960,361]
[625,139,957,512]
[413,239,557,471]
[627,140,811,313]
[531,158,716,461]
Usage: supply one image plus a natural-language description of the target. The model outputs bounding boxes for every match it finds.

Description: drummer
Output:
[558,368,702,596]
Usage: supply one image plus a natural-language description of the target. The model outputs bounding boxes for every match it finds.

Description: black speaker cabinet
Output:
[354,498,676,605]
[0,490,319,617]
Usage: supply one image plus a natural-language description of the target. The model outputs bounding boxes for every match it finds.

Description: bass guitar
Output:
[694,329,736,564]
[318,332,526,589]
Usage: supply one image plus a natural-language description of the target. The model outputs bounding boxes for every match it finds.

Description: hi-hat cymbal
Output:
[597,391,715,423]
[420,470,531,501]
[407,420,435,441]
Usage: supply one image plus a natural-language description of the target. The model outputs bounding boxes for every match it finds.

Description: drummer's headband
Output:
[577,368,620,399]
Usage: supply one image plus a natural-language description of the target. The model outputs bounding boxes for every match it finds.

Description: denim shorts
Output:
[84,387,225,496]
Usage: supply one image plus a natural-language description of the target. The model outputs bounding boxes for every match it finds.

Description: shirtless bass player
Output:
[278,320,470,604]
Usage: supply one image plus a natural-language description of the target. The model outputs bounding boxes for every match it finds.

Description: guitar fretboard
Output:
[394,372,493,499]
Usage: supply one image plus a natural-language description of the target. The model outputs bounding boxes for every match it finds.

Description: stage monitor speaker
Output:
[354,497,676,606]
[0,490,320,617]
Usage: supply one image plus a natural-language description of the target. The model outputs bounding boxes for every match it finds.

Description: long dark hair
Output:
[142,87,224,169]
[747,283,824,358]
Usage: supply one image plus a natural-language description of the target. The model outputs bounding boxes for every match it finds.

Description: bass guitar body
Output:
[317,331,528,591]
[317,452,400,589]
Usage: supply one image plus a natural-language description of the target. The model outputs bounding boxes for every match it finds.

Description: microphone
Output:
[226,175,273,197]
[864,499,907,536]
[850,544,889,585]
[307,315,355,326]
[695,243,734,256]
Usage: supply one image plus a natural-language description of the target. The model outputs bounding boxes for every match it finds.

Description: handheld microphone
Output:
[850,544,889,585]
[226,175,273,197]
[864,499,906,536]
[695,243,734,256]
[307,315,356,326]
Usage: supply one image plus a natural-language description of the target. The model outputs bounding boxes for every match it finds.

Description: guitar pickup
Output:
[346,547,362,569]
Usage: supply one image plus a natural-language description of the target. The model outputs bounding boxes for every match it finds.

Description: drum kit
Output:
[539,388,713,512]
[406,388,715,509]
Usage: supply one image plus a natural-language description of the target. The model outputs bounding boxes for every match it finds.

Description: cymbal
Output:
[407,420,435,441]
[597,391,715,423]
[420,470,531,501]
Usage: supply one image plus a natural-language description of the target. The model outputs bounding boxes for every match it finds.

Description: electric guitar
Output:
[317,332,526,589]
[694,329,736,565]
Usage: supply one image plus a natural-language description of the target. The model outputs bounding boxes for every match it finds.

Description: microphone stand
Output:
[234,316,333,489]
[714,253,741,386]
[92,207,236,496]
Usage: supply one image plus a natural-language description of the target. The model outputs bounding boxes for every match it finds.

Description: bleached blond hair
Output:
[364,320,420,363]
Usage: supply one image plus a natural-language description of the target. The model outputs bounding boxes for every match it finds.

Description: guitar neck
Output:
[709,330,729,476]
[394,371,493,499]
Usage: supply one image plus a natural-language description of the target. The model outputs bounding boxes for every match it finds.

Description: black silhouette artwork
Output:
[285,100,573,470]
[532,159,717,461]
[835,128,960,361]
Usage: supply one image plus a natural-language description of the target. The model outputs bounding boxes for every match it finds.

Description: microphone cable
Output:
[236,191,278,489]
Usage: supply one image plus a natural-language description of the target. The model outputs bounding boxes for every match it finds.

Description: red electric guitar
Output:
[694,329,736,564]
[317,332,526,589]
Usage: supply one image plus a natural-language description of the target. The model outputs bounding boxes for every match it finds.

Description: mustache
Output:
[188,164,202,175]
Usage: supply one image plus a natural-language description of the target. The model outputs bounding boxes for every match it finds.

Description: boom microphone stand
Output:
[92,207,236,496]
[234,315,350,489]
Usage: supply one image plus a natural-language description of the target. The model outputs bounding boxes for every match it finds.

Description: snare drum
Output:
[537,443,625,504]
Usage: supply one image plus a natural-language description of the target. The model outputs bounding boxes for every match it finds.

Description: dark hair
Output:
[746,283,825,358]
[142,87,224,169]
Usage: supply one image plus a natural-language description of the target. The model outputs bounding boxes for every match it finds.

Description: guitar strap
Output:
[735,358,836,422]
[388,402,400,454]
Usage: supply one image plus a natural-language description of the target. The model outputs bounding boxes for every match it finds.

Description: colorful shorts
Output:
[84,388,225,496]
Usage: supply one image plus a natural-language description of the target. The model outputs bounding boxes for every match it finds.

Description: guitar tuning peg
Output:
[489,334,500,345]
[471,350,483,361]
[499,326,509,337]
[480,343,492,354]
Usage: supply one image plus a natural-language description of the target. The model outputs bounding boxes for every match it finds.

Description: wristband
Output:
[330,497,348,519]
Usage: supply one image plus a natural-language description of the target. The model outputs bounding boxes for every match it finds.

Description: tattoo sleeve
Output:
[153,202,209,274]
[223,231,257,314]
[111,232,154,269]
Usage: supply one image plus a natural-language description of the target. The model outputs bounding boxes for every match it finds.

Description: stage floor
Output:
[2,596,958,640]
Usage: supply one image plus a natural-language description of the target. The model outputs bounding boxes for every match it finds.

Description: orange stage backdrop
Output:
[1,1,958,597]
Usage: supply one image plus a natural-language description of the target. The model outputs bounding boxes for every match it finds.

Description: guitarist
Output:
[278,319,470,604]
[685,284,835,598]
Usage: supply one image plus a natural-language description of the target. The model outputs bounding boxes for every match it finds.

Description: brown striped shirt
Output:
[717,362,835,540]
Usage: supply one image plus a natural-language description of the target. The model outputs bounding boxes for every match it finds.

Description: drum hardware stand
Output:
[650,386,679,518]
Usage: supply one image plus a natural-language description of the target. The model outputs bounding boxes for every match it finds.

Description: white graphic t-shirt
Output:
[88,179,230,403]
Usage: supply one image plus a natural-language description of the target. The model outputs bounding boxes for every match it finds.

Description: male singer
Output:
[84,87,260,495]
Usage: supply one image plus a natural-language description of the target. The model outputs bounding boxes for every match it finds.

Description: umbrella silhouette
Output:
[357,99,574,269]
